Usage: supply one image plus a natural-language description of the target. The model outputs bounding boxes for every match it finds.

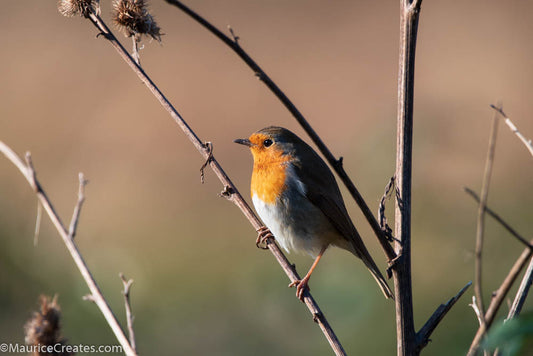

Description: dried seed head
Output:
[58,0,100,17]
[24,295,73,355]
[113,0,162,42]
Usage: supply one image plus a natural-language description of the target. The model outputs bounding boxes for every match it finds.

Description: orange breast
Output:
[250,148,291,204]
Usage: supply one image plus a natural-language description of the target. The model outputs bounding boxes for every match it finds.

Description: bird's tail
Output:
[346,229,395,299]
[361,256,394,300]
[363,258,394,300]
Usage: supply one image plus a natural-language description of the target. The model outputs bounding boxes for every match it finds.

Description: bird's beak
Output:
[234,138,254,147]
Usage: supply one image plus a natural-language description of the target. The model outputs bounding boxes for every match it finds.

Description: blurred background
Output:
[1,0,532,355]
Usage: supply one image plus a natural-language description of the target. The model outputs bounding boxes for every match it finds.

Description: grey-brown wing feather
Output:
[291,148,367,257]
[291,149,394,299]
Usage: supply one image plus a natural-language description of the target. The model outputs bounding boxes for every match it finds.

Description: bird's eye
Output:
[263,139,273,147]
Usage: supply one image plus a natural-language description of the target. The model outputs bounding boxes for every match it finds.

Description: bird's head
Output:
[234,126,302,165]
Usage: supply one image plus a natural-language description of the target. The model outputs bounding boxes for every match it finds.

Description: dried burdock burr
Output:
[58,0,100,18]
[24,295,73,356]
[112,0,162,42]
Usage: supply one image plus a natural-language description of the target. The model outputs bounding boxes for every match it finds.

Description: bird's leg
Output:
[289,246,327,301]
[256,226,274,249]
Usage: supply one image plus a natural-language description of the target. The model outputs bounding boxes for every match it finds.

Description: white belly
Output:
[252,193,335,258]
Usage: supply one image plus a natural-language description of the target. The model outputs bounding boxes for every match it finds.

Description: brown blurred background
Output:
[1,1,532,355]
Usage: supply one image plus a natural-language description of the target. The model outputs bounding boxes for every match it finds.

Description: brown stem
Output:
[0,142,137,356]
[68,173,87,239]
[474,109,500,325]
[506,256,533,320]
[415,281,471,351]
[85,11,347,356]
[490,105,533,158]
[164,0,396,262]
[503,216,533,330]
[464,187,533,250]
[120,273,137,353]
[392,0,422,355]
[467,239,533,355]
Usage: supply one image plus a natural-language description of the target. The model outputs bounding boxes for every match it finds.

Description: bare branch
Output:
[470,296,485,327]
[474,108,501,325]
[506,256,533,320]
[464,187,533,250]
[0,141,137,356]
[131,37,141,66]
[34,201,42,246]
[79,10,347,356]
[164,0,396,263]
[415,281,471,351]
[120,273,137,353]
[392,0,424,353]
[467,238,533,356]
[490,105,533,158]
[68,172,88,239]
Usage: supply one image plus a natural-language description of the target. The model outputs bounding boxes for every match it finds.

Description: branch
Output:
[34,201,42,246]
[68,172,87,239]
[467,238,533,355]
[506,256,533,321]
[392,0,423,354]
[0,141,137,356]
[415,281,471,351]
[469,296,485,328]
[120,273,137,353]
[464,187,533,250]
[164,0,396,263]
[78,9,347,356]
[474,109,500,325]
[490,105,533,158]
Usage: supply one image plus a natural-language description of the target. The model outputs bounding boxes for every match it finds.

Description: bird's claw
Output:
[256,226,274,249]
[288,278,310,302]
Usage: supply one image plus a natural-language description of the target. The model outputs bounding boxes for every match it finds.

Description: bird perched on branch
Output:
[235,126,393,301]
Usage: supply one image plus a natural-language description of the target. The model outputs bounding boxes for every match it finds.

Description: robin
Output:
[234,126,393,301]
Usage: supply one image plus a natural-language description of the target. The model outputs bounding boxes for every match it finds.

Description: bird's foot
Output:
[256,226,274,249]
[288,276,310,302]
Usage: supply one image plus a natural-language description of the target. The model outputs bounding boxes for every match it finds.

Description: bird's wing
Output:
[291,151,364,256]
[291,150,394,299]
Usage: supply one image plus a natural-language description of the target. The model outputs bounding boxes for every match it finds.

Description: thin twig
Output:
[467,238,533,356]
[470,296,485,327]
[34,201,42,246]
[415,281,471,351]
[474,108,500,326]
[120,273,136,353]
[131,37,141,66]
[0,141,136,356]
[393,0,423,354]
[68,173,87,239]
[506,256,533,320]
[82,10,346,356]
[490,105,533,158]
[464,187,533,250]
[164,0,396,263]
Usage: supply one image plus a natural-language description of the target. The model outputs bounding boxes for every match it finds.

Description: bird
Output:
[234,126,394,301]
